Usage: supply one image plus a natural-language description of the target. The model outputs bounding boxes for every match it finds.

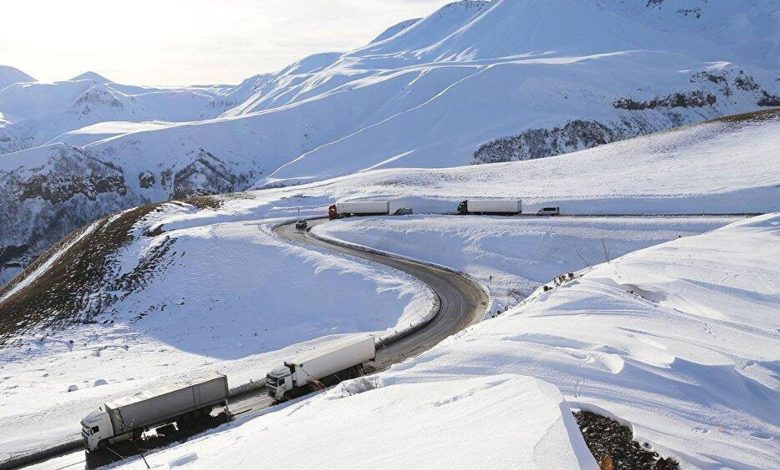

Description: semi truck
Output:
[80,373,229,451]
[457,199,522,215]
[328,201,390,219]
[266,335,376,401]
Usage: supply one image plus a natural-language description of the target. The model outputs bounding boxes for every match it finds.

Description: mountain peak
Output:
[0,65,36,90]
[70,71,112,83]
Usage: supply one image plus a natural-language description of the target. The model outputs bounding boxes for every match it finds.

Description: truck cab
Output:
[266,365,293,401]
[81,408,113,451]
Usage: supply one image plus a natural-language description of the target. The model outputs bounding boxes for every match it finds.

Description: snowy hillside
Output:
[0,202,433,458]
[58,212,780,470]
[0,209,733,461]
[305,213,780,469]
[2,0,780,284]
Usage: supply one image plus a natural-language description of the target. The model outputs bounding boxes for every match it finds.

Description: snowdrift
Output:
[361,213,780,468]
[113,374,599,470]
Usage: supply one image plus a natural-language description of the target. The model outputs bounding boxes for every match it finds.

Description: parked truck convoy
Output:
[328,201,391,219]
[80,373,229,451]
[457,199,522,215]
[266,334,376,401]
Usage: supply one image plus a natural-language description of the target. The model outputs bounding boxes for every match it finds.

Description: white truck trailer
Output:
[328,200,390,219]
[266,335,376,401]
[80,373,229,451]
[457,199,522,215]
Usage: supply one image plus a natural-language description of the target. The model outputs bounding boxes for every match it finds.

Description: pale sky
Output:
[0,0,452,86]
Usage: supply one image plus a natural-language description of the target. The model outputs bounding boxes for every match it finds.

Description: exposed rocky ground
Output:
[575,411,680,470]
[473,70,779,164]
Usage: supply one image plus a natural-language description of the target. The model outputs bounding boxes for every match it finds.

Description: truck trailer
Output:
[457,199,522,215]
[328,201,390,219]
[80,373,229,451]
[266,335,376,401]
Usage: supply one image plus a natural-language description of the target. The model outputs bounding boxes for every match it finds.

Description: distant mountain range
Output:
[1,0,779,283]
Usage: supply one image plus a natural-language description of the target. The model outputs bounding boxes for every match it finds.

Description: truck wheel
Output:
[97,439,107,450]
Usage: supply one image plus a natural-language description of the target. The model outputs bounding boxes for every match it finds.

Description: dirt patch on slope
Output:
[0,204,170,345]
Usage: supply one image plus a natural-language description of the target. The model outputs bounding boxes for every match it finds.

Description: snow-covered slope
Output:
[0,210,729,461]
[313,216,740,312]
[0,201,432,457]
[2,0,779,283]
[115,375,599,470]
[102,213,780,470]
[350,213,780,468]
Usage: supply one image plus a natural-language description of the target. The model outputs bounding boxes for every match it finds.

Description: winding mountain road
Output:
[9,217,487,469]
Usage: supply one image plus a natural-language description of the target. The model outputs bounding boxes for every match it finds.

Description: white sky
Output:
[0,0,452,86]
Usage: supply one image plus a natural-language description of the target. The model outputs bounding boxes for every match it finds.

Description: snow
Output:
[68,71,112,83]
[54,120,175,147]
[3,96,778,463]
[313,215,741,313]
[290,114,780,215]
[0,76,234,154]
[112,375,598,470]
[0,205,433,458]
[3,0,778,174]
[1,1,779,466]
[101,214,780,469]
[365,214,780,468]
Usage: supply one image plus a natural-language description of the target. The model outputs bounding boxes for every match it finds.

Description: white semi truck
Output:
[266,335,376,401]
[80,373,229,451]
[457,199,522,215]
[328,200,390,219]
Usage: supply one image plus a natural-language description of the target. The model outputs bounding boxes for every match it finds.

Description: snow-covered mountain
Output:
[2,0,780,283]
[0,72,242,155]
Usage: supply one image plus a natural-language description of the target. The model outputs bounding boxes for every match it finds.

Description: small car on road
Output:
[536,207,560,216]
